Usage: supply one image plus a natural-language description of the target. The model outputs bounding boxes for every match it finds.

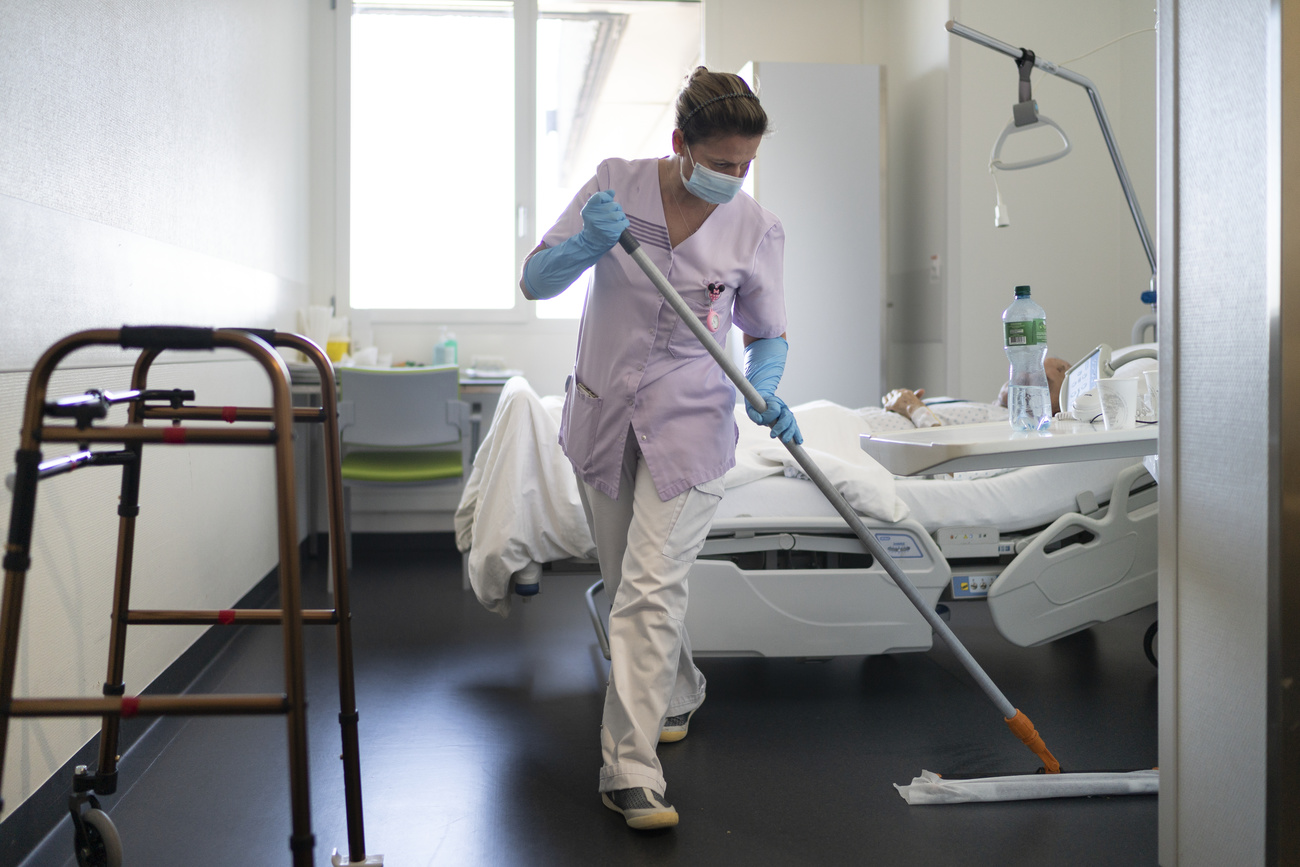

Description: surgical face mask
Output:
[680,145,745,205]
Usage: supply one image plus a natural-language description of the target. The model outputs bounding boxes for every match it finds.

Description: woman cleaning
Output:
[520,67,799,831]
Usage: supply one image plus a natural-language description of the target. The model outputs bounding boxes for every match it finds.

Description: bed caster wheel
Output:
[1143,621,1158,668]
[73,805,123,867]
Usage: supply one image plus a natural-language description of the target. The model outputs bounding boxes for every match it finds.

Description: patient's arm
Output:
[882,388,941,428]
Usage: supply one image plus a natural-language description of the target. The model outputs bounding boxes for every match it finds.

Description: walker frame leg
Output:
[132,329,374,864]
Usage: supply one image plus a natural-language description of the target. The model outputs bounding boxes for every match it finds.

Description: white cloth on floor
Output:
[893,769,1159,804]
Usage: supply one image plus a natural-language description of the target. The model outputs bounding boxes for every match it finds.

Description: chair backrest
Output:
[338,365,461,448]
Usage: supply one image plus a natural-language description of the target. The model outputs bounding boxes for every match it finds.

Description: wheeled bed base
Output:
[0,327,380,867]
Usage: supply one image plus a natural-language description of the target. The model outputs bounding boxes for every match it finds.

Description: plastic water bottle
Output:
[1002,285,1051,430]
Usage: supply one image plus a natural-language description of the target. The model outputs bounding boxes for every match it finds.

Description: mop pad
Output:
[894,769,1158,805]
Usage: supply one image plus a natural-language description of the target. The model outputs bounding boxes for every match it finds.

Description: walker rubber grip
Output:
[1005,709,1062,774]
[119,326,216,350]
[229,327,277,344]
[617,230,641,254]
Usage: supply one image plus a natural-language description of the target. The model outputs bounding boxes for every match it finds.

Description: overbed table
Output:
[860,420,1158,476]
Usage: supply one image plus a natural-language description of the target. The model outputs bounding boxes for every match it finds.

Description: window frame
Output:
[337,0,539,325]
[336,0,699,326]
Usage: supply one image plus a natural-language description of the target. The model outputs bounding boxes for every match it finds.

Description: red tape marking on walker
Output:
[222,406,238,424]
[218,609,237,625]
[162,427,187,444]
[120,697,140,718]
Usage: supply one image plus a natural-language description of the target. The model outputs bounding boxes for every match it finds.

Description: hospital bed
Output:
[454,361,1158,658]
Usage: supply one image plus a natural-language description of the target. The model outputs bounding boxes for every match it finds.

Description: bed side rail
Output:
[986,462,1158,647]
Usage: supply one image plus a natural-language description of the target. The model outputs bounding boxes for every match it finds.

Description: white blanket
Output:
[454,378,907,616]
[454,378,595,616]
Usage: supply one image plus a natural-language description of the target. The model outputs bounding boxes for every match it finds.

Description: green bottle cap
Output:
[1014,285,1031,297]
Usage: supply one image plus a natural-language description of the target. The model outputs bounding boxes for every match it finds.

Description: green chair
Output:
[338,365,469,566]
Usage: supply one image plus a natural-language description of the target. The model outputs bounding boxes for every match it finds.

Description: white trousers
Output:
[578,427,721,795]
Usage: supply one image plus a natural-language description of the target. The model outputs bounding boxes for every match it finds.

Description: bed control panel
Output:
[937,526,1000,558]
[873,532,925,559]
[952,573,997,598]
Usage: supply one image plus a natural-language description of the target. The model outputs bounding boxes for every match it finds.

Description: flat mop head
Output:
[894,769,1159,805]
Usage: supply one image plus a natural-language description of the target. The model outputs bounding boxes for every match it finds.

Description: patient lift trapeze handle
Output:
[947,19,1156,283]
[618,229,1061,774]
[988,46,1072,171]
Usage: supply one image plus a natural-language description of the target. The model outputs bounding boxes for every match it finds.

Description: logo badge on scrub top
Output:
[705,282,727,332]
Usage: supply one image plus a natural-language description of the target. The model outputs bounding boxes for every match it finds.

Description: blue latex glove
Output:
[743,336,803,445]
[524,190,631,299]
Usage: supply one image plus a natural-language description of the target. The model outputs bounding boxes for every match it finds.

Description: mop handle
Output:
[617,230,1019,721]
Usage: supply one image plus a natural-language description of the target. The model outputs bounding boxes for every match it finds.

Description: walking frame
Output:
[0,326,380,866]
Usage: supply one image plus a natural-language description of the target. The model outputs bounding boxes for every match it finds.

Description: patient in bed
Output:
[881,357,1071,428]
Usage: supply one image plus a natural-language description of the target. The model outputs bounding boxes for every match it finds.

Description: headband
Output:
[682,91,759,126]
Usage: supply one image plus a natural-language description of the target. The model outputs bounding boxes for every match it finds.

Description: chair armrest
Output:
[338,399,356,434]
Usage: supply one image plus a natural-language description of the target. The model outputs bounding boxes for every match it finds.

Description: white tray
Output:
[860,420,1157,476]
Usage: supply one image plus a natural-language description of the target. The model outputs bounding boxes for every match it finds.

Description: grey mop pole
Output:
[617,230,1061,773]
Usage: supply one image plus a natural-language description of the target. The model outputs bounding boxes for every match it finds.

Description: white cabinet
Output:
[741,61,886,408]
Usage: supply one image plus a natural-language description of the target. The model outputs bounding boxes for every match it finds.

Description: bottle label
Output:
[1004,319,1047,347]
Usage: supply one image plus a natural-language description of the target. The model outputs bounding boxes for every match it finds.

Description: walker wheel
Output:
[1143,621,1158,668]
[75,808,123,867]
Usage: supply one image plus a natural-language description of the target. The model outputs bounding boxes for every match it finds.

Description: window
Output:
[347,0,702,319]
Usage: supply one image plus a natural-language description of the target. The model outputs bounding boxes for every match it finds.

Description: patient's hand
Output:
[883,388,941,427]
[883,388,925,417]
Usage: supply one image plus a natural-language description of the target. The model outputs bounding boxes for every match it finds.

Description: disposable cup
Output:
[1098,377,1139,431]
[1142,368,1159,421]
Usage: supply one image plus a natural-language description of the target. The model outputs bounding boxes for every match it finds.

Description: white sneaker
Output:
[601,787,679,830]
[659,704,699,743]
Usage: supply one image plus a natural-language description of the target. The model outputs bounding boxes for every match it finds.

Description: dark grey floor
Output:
[21,537,1158,867]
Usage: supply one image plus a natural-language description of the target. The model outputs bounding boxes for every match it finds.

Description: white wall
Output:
[865,0,952,392]
[947,0,1157,401]
[0,0,310,816]
[745,61,886,407]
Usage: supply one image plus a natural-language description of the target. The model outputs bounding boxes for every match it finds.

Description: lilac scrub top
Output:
[544,157,787,502]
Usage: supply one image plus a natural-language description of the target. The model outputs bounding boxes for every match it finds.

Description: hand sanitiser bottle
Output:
[1002,285,1052,430]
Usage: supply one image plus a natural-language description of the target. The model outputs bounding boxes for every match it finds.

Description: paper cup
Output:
[1142,368,1159,421]
[1098,377,1139,430]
